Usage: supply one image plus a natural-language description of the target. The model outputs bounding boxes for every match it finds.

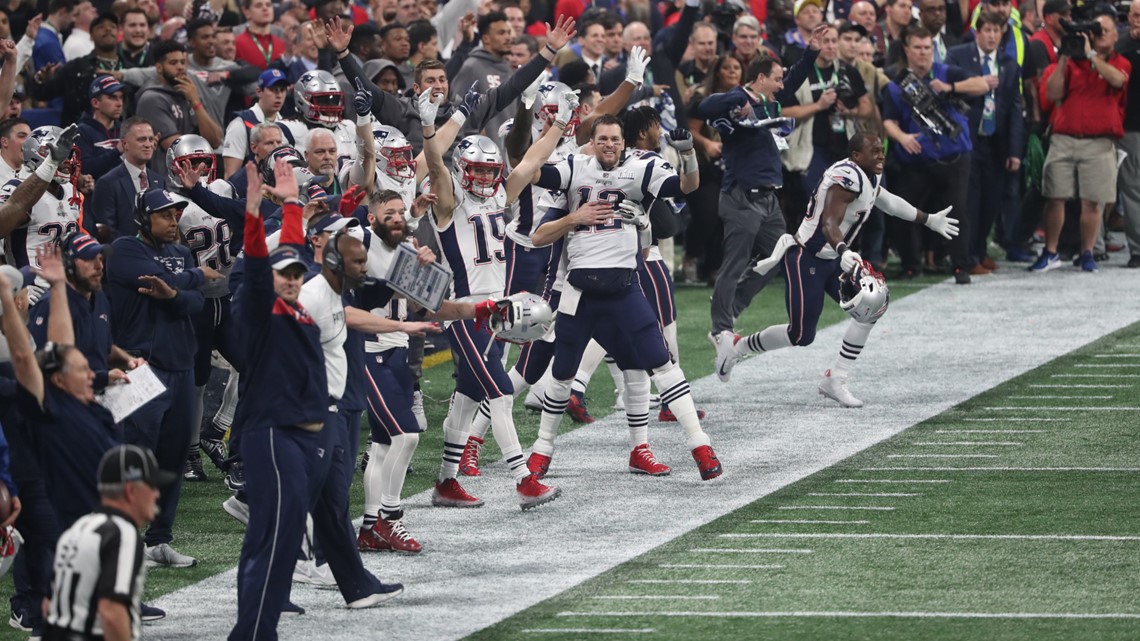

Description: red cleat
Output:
[527,452,552,478]
[372,518,422,554]
[357,526,391,552]
[657,406,707,422]
[459,436,483,477]
[431,478,485,507]
[517,473,561,510]
[691,444,723,481]
[629,443,671,476]
[566,393,595,424]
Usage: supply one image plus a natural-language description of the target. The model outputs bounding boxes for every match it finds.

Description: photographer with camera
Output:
[1030,9,1128,273]
[882,26,991,283]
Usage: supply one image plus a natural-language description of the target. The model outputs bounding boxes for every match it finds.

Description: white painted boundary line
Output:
[777,506,895,511]
[1009,395,1112,399]
[719,533,1140,541]
[1074,364,1140,368]
[808,493,922,497]
[689,549,814,554]
[1094,354,1140,358]
[887,454,999,458]
[659,564,786,570]
[523,628,656,634]
[962,417,1071,422]
[984,406,1140,411]
[1029,384,1132,388]
[627,580,752,585]
[863,467,1140,472]
[592,596,720,601]
[1052,374,1140,378]
[751,519,871,525]
[912,441,1022,446]
[558,611,1140,620]
[834,479,951,483]
[933,430,1044,434]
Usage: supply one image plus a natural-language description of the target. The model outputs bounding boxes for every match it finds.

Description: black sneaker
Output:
[200,437,228,471]
[954,269,971,285]
[9,609,32,632]
[183,451,207,482]
[1129,255,1140,268]
[282,601,305,616]
[141,603,166,622]
[224,460,245,492]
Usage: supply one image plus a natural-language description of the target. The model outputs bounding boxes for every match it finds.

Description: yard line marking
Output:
[776,506,895,511]
[591,596,720,601]
[751,519,871,524]
[1074,363,1140,368]
[627,580,752,585]
[557,611,1140,620]
[1093,354,1140,358]
[808,493,922,497]
[962,418,1071,422]
[1051,374,1140,378]
[689,549,814,554]
[934,430,1045,434]
[912,441,1022,446]
[984,406,1140,411]
[719,533,1140,541]
[862,467,1140,472]
[658,564,786,570]
[1008,395,1112,399]
[522,625,656,629]
[834,479,951,483]
[886,454,999,459]
[1028,384,1132,388]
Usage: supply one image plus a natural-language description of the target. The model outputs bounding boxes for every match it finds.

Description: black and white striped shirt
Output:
[47,507,144,640]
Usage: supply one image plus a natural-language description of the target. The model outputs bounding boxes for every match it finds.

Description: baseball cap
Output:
[142,188,188,215]
[62,232,108,261]
[301,180,336,205]
[309,213,360,236]
[269,245,308,272]
[793,0,823,16]
[258,68,288,89]
[98,444,177,489]
[1041,0,1071,15]
[838,22,869,38]
[90,74,124,99]
[91,12,118,31]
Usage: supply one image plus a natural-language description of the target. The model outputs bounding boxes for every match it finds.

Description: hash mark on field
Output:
[912,441,1022,446]
[627,580,752,585]
[862,467,1140,472]
[962,418,1071,422]
[689,549,814,554]
[719,533,1140,542]
[777,506,895,511]
[1029,384,1133,388]
[984,406,1140,411]
[1052,374,1140,378]
[934,430,1044,434]
[557,611,1140,620]
[522,629,656,635]
[591,596,720,601]
[834,479,951,483]
[659,564,786,570]
[808,493,922,497]
[751,519,871,524]
[887,454,999,459]
[1008,395,1112,399]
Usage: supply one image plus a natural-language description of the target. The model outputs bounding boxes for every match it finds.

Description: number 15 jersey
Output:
[431,176,508,301]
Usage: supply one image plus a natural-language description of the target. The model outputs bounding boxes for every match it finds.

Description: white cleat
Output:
[818,369,864,408]
[412,390,427,431]
[714,331,741,383]
[293,559,338,588]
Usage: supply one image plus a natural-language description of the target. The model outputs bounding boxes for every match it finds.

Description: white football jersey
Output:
[0,179,81,269]
[364,234,411,352]
[542,151,679,272]
[795,160,879,260]
[431,176,507,301]
[337,162,420,231]
[178,189,236,298]
[505,137,580,248]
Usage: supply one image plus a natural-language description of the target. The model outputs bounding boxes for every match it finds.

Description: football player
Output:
[289,70,357,161]
[714,133,959,406]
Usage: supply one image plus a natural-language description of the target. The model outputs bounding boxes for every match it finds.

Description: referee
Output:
[45,444,171,641]
[698,25,829,347]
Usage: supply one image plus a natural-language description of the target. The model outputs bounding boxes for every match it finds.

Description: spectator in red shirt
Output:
[234,0,285,70]
[1032,12,1130,273]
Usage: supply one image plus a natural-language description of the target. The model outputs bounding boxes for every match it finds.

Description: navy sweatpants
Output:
[782,245,843,347]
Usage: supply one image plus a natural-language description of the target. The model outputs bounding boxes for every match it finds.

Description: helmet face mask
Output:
[372,124,416,180]
[166,135,216,186]
[490,292,554,343]
[533,82,579,140]
[839,261,889,323]
[295,70,345,127]
[453,135,504,199]
[23,126,80,185]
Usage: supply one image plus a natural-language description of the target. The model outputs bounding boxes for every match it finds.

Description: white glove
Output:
[554,89,580,130]
[417,89,443,128]
[924,206,960,240]
[522,75,544,109]
[625,45,650,87]
[665,128,694,153]
[840,249,863,273]
[617,200,649,230]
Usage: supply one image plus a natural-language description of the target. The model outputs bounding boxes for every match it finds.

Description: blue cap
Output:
[269,245,308,271]
[309,213,359,236]
[301,180,335,205]
[89,74,124,99]
[62,232,108,261]
[142,188,187,215]
[258,68,288,89]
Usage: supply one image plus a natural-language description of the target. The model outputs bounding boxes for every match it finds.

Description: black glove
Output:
[457,82,483,118]
[353,78,372,118]
[50,124,79,163]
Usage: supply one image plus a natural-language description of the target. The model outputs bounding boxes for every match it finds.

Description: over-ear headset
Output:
[35,341,67,376]
[60,230,81,280]
[323,227,345,274]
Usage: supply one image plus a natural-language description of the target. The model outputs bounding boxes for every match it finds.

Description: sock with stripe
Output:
[487,395,528,482]
[739,324,794,355]
[439,393,479,482]
[623,369,651,448]
[534,378,572,457]
[831,321,875,378]
[652,362,710,449]
[362,441,390,528]
[379,432,418,518]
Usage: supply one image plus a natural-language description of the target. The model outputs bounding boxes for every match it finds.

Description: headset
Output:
[133,190,150,239]
[59,230,82,280]
[35,341,67,376]
[322,227,345,274]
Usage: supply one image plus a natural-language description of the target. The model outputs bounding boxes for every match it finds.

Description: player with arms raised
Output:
[714,133,959,406]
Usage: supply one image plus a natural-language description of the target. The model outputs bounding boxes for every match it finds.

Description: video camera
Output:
[1059,0,1105,59]
[898,71,965,139]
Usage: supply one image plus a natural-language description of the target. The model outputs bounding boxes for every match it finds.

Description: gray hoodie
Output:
[450,48,514,147]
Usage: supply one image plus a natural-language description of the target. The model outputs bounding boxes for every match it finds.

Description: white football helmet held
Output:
[23,126,79,184]
[294,70,345,127]
[166,134,216,186]
[453,135,504,199]
[839,260,889,323]
[533,81,579,139]
[490,291,554,344]
[372,123,416,180]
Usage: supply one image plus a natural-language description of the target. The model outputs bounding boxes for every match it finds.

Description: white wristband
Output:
[35,157,59,183]
[450,110,468,127]
[679,151,697,175]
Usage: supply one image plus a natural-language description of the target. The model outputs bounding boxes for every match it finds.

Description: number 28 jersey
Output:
[431,176,508,301]
[0,178,82,269]
[796,160,880,260]
[178,198,235,298]
[536,151,680,272]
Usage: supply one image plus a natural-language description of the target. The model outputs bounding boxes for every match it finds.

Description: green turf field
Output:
[464,323,1140,641]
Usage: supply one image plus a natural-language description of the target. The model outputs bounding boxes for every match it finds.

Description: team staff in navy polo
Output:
[106,187,224,569]
[697,24,830,342]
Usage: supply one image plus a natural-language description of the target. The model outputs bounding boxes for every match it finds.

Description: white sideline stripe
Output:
[863,467,1140,472]
[659,564,786,570]
[887,454,999,458]
[1093,354,1140,358]
[1029,384,1132,388]
[627,580,752,585]
[719,533,1140,542]
[835,479,951,483]
[1074,363,1140,368]
[522,625,656,629]
[962,417,1071,422]
[1009,395,1112,399]
[592,596,720,601]
[1052,374,1140,378]
[777,506,895,511]
[912,441,1022,446]
[808,493,922,497]
[751,519,871,524]
[984,406,1140,411]
[689,549,814,554]
[557,611,1140,620]
[934,430,1044,434]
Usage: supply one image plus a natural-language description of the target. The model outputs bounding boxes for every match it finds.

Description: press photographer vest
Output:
[885,63,973,163]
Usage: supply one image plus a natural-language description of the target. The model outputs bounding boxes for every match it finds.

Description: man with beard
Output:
[29,12,121,128]
[305,128,342,197]
[135,40,223,172]
[451,11,516,146]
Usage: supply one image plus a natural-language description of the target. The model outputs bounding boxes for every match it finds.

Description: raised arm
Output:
[0,271,43,405]
[505,92,576,203]
[504,99,535,168]
[38,246,73,346]
[661,0,699,68]
[577,46,651,145]
[0,40,18,117]
[328,17,415,127]
[419,90,457,227]
[350,79,377,193]
[0,124,78,238]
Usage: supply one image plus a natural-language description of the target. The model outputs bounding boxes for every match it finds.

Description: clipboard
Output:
[384,243,453,312]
